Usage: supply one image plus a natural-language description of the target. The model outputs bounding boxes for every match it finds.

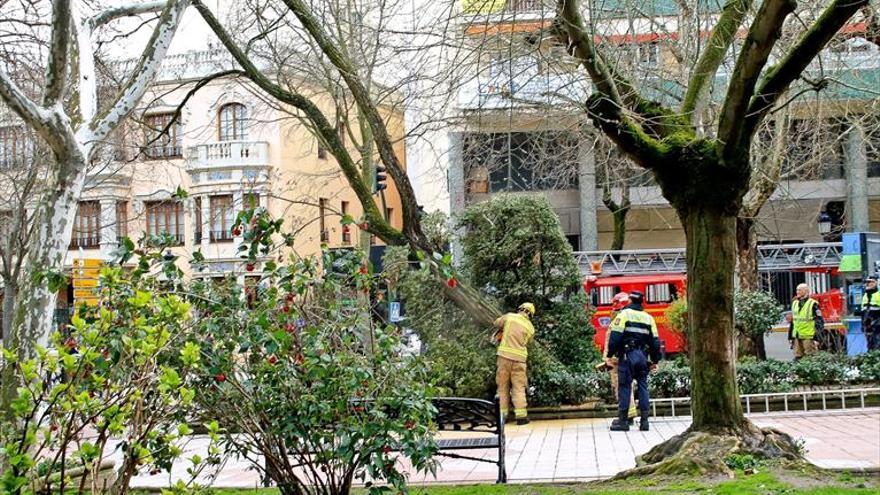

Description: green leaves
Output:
[180,341,201,367]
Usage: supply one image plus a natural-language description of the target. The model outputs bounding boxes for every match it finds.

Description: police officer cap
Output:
[868,276,878,283]
[629,290,644,303]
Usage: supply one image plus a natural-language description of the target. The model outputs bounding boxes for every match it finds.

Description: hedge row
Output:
[530,351,880,406]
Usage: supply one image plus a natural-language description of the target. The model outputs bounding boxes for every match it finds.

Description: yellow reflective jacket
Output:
[495,313,535,363]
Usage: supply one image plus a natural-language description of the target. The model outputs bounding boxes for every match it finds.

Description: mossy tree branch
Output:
[743,0,870,139]
[718,0,796,156]
[681,0,754,121]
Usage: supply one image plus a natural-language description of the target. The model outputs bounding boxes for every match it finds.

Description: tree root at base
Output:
[611,421,804,479]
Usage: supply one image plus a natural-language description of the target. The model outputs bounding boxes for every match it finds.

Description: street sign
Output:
[73,258,102,307]
[73,259,103,269]
[72,278,99,288]
[389,301,402,323]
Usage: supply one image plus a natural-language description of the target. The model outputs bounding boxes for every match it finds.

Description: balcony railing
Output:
[186,141,270,169]
[458,69,588,110]
[210,230,235,243]
[69,235,101,249]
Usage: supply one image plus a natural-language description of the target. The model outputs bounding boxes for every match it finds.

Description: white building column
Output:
[200,194,211,252]
[447,132,466,264]
[578,139,598,251]
[844,123,869,232]
[99,198,118,257]
[233,191,244,252]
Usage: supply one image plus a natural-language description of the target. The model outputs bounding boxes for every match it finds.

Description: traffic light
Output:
[374,164,387,193]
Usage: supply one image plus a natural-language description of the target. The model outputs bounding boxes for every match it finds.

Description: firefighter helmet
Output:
[611,292,631,311]
[518,302,536,318]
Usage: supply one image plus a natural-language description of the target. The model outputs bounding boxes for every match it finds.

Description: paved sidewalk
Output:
[129,408,880,489]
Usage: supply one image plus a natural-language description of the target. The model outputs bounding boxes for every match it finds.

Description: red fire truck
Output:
[583,273,688,355]
[579,244,847,358]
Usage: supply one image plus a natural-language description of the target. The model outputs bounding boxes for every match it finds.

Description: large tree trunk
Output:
[2,156,86,418]
[684,208,744,431]
[628,206,797,478]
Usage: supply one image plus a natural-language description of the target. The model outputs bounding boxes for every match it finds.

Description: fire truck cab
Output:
[583,273,688,356]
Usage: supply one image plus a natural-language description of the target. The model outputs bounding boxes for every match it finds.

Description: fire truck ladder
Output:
[574,242,843,275]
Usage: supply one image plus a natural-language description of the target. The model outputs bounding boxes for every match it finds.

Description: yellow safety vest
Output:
[791,298,817,340]
[496,313,535,363]
[861,291,880,309]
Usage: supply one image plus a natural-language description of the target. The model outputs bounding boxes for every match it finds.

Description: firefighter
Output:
[493,302,536,425]
[607,290,660,432]
[861,277,880,351]
[789,283,823,360]
[604,292,636,427]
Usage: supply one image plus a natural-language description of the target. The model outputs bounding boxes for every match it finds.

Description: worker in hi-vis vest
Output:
[493,302,536,425]
[861,277,880,351]
[789,283,823,360]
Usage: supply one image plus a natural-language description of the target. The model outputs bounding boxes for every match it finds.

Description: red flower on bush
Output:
[446,278,457,289]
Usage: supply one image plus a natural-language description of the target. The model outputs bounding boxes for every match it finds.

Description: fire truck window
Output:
[669,284,679,300]
[597,286,617,306]
[647,283,672,303]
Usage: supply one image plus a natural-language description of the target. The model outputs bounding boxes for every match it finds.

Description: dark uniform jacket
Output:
[607,303,661,363]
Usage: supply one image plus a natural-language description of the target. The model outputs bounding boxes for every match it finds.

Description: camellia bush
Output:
[735,290,783,360]
[0,243,215,495]
[190,208,438,495]
[386,200,600,407]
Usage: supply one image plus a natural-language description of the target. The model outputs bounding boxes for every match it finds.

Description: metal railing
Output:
[69,235,101,249]
[649,387,880,418]
[575,242,843,275]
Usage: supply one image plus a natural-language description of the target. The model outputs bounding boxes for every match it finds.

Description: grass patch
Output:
[200,467,877,495]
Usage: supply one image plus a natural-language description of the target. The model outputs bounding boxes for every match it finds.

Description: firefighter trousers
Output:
[610,362,637,418]
[496,356,528,419]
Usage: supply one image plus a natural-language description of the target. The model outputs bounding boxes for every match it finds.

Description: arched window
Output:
[218,103,247,141]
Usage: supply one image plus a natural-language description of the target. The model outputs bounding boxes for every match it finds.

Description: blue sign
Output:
[842,233,862,255]
[389,302,402,323]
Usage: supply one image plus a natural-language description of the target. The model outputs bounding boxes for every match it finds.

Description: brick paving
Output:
[126,408,880,489]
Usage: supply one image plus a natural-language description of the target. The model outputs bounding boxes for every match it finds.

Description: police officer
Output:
[861,277,880,350]
[789,283,823,359]
[607,290,660,432]
[604,292,636,428]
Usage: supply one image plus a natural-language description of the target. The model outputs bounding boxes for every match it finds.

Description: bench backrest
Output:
[432,397,501,434]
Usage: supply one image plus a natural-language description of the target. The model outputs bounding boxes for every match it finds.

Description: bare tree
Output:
[0,0,189,414]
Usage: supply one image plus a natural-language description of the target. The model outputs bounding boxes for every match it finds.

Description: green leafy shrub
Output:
[191,212,438,495]
[852,350,880,382]
[648,360,692,398]
[385,203,599,407]
[533,294,599,374]
[737,357,796,394]
[735,290,783,338]
[459,194,581,310]
[792,352,860,387]
[665,296,688,336]
[0,246,212,495]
